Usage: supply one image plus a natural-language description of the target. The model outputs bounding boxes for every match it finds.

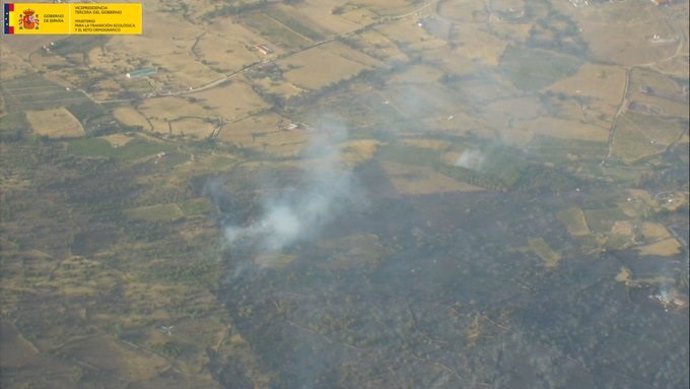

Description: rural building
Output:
[125,67,158,79]
[255,44,273,56]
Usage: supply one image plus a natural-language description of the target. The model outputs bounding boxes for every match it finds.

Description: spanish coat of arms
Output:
[19,9,39,30]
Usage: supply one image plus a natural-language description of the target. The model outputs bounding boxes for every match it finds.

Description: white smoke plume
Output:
[455,148,485,171]
[223,121,361,254]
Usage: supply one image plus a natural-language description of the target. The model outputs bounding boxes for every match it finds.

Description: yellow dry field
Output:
[376,20,448,52]
[93,8,200,74]
[102,9,222,88]
[218,112,284,142]
[255,78,304,99]
[279,42,379,90]
[619,189,660,218]
[547,64,627,121]
[452,24,508,66]
[283,0,366,34]
[189,80,268,121]
[573,3,680,66]
[171,118,216,138]
[59,335,169,382]
[381,161,486,195]
[489,0,526,14]
[176,0,225,22]
[438,1,487,22]
[610,221,635,238]
[0,35,55,62]
[87,79,124,101]
[513,117,610,143]
[341,139,381,167]
[638,238,682,257]
[353,29,408,63]
[138,97,212,133]
[113,106,152,130]
[528,238,562,269]
[218,112,310,157]
[485,21,533,45]
[640,222,672,241]
[269,0,346,38]
[26,108,84,138]
[339,6,380,25]
[483,96,543,128]
[615,266,633,285]
[424,45,481,77]
[557,207,591,237]
[651,46,690,79]
[101,134,134,148]
[193,21,274,72]
[28,52,73,75]
[240,12,313,50]
[154,54,224,89]
[629,68,690,118]
[485,0,530,38]
[611,121,668,164]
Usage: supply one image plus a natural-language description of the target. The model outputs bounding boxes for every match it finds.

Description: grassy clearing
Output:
[527,135,608,165]
[26,108,85,138]
[242,12,312,49]
[528,237,562,269]
[381,161,485,195]
[377,142,526,190]
[265,8,325,41]
[0,111,30,141]
[67,137,174,160]
[279,42,376,90]
[557,207,591,237]
[612,112,687,163]
[637,238,682,257]
[500,46,583,91]
[583,208,627,234]
[1,74,89,111]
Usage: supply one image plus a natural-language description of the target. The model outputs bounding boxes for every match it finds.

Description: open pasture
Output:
[0,74,89,112]
[279,41,380,90]
[137,96,214,135]
[189,80,269,121]
[278,0,366,35]
[241,12,313,50]
[573,2,679,66]
[26,108,85,138]
[628,68,690,119]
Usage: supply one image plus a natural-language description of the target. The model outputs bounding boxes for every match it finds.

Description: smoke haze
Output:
[223,121,362,255]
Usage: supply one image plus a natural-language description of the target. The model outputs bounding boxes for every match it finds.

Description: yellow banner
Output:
[4,3,142,35]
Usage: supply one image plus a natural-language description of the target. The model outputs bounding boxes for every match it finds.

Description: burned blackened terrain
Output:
[215,164,689,389]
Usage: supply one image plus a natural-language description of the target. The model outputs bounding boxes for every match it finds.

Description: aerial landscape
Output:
[0,0,688,388]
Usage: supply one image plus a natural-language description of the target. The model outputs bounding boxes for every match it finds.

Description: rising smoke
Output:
[455,148,485,171]
[222,121,363,256]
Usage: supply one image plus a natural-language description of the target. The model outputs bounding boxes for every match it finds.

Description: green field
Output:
[500,46,583,91]
[67,137,176,160]
[1,74,90,111]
